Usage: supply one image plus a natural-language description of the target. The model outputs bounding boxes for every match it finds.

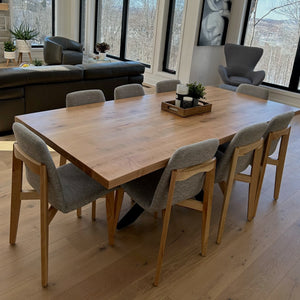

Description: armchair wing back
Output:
[44,36,83,65]
[218,43,265,86]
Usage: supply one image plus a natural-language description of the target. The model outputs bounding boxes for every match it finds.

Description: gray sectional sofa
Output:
[0,61,145,133]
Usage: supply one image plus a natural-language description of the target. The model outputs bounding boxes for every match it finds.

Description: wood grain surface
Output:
[15,86,299,189]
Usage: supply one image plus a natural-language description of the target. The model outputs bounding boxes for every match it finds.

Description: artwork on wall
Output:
[198,0,232,46]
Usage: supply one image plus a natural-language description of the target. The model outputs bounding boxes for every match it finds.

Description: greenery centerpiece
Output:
[95,42,110,60]
[4,40,16,63]
[187,82,206,107]
[10,23,39,53]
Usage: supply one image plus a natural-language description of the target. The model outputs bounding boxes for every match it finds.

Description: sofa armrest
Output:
[44,39,63,65]
[218,65,231,85]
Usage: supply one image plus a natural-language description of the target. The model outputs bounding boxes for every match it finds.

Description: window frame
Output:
[94,0,151,68]
[241,0,300,93]
[79,0,85,44]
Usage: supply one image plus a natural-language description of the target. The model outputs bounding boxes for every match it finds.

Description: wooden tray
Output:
[161,100,212,117]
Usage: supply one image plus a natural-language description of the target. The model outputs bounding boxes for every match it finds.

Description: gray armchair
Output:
[218,43,265,86]
[44,36,83,65]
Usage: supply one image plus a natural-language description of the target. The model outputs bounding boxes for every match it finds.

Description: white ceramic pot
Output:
[4,51,16,59]
[98,52,106,60]
[16,39,31,53]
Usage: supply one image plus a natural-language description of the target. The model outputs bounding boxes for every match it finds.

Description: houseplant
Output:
[4,40,16,61]
[10,23,39,53]
[95,42,110,60]
[187,82,206,106]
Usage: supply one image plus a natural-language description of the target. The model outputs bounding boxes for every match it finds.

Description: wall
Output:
[0,0,10,63]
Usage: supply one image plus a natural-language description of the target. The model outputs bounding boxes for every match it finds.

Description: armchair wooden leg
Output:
[106,192,115,246]
[40,166,49,288]
[10,150,23,245]
[92,201,96,220]
[77,208,82,218]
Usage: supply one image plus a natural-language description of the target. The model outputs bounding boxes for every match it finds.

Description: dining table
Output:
[15,86,300,189]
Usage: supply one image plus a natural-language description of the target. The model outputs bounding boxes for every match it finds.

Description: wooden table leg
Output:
[28,52,32,64]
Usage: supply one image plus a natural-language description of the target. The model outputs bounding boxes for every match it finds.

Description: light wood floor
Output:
[1,115,300,299]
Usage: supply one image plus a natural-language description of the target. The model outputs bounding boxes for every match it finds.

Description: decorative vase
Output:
[4,51,16,60]
[98,52,106,60]
[16,40,31,53]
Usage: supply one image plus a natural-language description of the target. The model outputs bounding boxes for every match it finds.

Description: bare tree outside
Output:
[245,0,300,87]
[10,0,53,45]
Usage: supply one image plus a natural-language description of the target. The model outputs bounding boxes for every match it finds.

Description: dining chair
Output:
[66,89,106,107]
[62,89,106,219]
[156,79,181,93]
[254,111,294,215]
[236,84,269,100]
[10,122,117,287]
[215,122,268,244]
[114,139,219,286]
[114,83,145,100]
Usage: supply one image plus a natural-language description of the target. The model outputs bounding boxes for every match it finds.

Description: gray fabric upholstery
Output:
[122,139,219,212]
[114,83,145,100]
[263,111,294,155]
[156,80,181,93]
[236,84,269,100]
[219,84,237,91]
[218,43,265,86]
[13,122,113,213]
[215,122,268,183]
[44,36,83,65]
[66,89,106,107]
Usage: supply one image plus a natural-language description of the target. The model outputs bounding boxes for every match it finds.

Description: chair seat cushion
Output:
[229,76,252,85]
[121,169,164,210]
[57,163,113,213]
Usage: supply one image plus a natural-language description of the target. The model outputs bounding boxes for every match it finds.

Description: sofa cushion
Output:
[0,65,83,89]
[0,87,24,100]
[78,61,145,80]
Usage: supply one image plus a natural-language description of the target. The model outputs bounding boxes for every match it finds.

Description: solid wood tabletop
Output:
[15,86,299,189]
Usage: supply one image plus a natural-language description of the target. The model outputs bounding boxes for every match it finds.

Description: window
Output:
[95,0,158,67]
[242,0,300,92]
[163,0,185,74]
[10,0,55,47]
[79,0,86,44]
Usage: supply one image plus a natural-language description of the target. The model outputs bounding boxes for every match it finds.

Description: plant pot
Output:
[16,39,31,53]
[4,51,16,60]
[98,52,106,60]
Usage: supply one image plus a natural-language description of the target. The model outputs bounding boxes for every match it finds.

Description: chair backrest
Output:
[225,43,263,72]
[156,80,181,93]
[236,84,269,100]
[114,84,145,100]
[215,122,268,183]
[12,123,65,210]
[263,111,294,155]
[66,89,106,107]
[47,36,83,51]
[150,139,219,211]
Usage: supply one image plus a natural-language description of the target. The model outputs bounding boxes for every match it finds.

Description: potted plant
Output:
[187,82,206,106]
[4,40,16,64]
[10,23,39,53]
[95,42,110,60]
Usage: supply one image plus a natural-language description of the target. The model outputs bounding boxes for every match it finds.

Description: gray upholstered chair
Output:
[63,89,106,219]
[114,83,145,100]
[215,122,268,244]
[10,122,116,287]
[236,84,269,100]
[44,36,83,65]
[218,43,265,87]
[66,89,106,107]
[114,139,219,286]
[156,79,181,93]
[254,111,294,215]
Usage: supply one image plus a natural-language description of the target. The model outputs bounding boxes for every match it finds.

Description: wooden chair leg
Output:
[106,191,115,246]
[247,146,263,221]
[28,52,33,64]
[59,155,67,166]
[77,208,82,218]
[10,149,23,245]
[92,201,96,220]
[40,166,49,288]
[274,134,289,200]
